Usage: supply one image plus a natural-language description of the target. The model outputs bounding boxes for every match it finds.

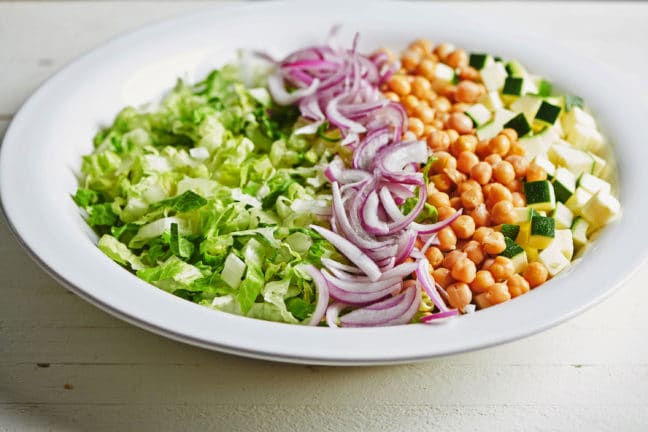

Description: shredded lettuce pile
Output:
[73,63,343,324]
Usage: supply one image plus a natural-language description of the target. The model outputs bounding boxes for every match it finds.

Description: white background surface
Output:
[1,1,647,431]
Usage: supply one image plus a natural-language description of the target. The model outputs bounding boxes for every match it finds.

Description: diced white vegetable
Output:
[480,62,508,91]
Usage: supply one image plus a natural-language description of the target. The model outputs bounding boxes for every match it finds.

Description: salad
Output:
[73,32,620,327]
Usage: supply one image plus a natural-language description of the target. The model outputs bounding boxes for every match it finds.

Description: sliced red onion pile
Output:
[267,33,460,327]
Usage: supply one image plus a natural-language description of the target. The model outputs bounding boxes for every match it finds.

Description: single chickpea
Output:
[473,227,494,243]
[409,39,433,55]
[457,151,480,174]
[486,183,513,207]
[488,134,511,156]
[427,130,451,151]
[446,129,460,145]
[446,49,468,68]
[455,80,482,104]
[484,153,502,166]
[508,274,530,298]
[437,205,457,221]
[439,84,456,100]
[476,139,490,158]
[526,163,547,182]
[430,151,457,173]
[491,200,516,225]
[451,102,471,114]
[415,104,436,124]
[432,267,455,289]
[431,173,453,192]
[402,131,417,141]
[451,215,476,239]
[447,112,473,134]
[483,232,507,255]
[442,250,467,270]
[481,258,495,271]
[437,226,457,251]
[493,161,516,185]
[463,239,485,266]
[460,187,484,210]
[486,282,511,304]
[471,203,491,227]
[458,179,481,194]
[425,246,444,268]
[433,43,455,60]
[470,270,495,294]
[408,117,425,137]
[428,191,451,208]
[458,65,479,81]
[444,168,466,185]
[506,178,523,193]
[418,58,437,81]
[432,97,451,113]
[523,262,549,288]
[509,142,526,156]
[499,128,518,143]
[431,119,444,129]
[402,94,420,115]
[383,91,400,103]
[450,135,478,157]
[489,256,515,280]
[401,49,422,71]
[505,155,529,178]
[449,196,463,210]
[451,257,477,283]
[388,75,411,96]
[511,192,526,207]
[470,161,493,185]
[411,76,432,99]
[446,282,473,310]
[423,124,437,137]
[474,292,492,309]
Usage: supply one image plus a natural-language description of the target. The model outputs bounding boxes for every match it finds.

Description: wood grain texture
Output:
[1,2,647,431]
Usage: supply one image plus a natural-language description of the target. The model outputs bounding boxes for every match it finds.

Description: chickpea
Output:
[443,168,466,185]
[493,161,516,185]
[408,117,425,137]
[471,203,491,227]
[403,131,417,141]
[472,227,493,243]
[488,134,511,156]
[437,226,457,251]
[446,282,473,310]
[425,246,444,269]
[483,232,507,255]
[491,200,516,225]
[511,191,526,207]
[508,274,530,298]
[458,65,479,81]
[460,187,484,210]
[470,161,492,185]
[411,76,432,99]
[415,104,436,124]
[463,240,485,266]
[523,262,549,288]
[451,215,476,239]
[486,282,511,304]
[433,43,455,60]
[489,256,515,280]
[428,191,451,208]
[402,94,420,115]
[432,267,454,289]
[430,151,456,173]
[455,80,482,104]
[451,257,477,283]
[374,47,396,63]
[418,58,437,81]
[388,75,411,96]
[486,183,513,207]
[383,91,400,103]
[401,49,422,71]
[481,258,495,271]
[439,84,456,100]
[431,173,453,192]
[457,151,480,174]
[450,135,478,157]
[446,49,468,68]
[458,179,481,195]
[437,205,457,221]
[526,163,547,182]
[475,139,490,158]
[447,112,473,134]
[432,97,451,113]
[470,270,495,294]
[409,39,433,55]
[484,153,502,166]
[423,124,437,137]
[449,196,463,210]
[509,142,526,156]
[505,155,529,178]
[474,292,492,309]
[499,128,518,143]
[506,178,523,193]
[442,250,467,269]
[446,129,460,145]
[427,130,451,151]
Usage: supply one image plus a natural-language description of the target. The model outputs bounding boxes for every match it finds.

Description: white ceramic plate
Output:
[1,2,647,365]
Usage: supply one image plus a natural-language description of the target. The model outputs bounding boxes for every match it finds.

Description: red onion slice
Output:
[321,258,363,274]
[267,74,320,105]
[420,309,459,323]
[328,281,398,305]
[326,302,348,328]
[411,209,463,234]
[416,259,450,313]
[339,285,419,327]
[322,270,401,293]
[300,265,330,326]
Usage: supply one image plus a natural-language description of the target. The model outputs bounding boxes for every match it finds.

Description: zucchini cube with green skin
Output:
[565,94,585,111]
[532,155,556,179]
[502,77,524,96]
[528,215,556,249]
[503,112,532,137]
[498,223,521,240]
[554,229,574,260]
[480,62,508,91]
[571,217,590,248]
[469,53,493,70]
[581,191,621,230]
[565,187,592,216]
[552,167,577,203]
[577,172,611,195]
[535,101,562,125]
[479,91,504,111]
[549,144,594,176]
[500,237,528,273]
[536,79,553,97]
[589,152,607,176]
[552,202,574,229]
[465,104,492,127]
[524,180,556,212]
[538,240,571,276]
[510,94,542,120]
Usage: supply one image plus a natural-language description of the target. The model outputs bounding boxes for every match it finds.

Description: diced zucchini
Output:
[476,109,516,141]
[535,101,562,125]
[503,112,532,137]
[553,229,574,260]
[511,207,534,224]
[552,167,577,203]
[561,106,596,134]
[549,144,594,176]
[564,187,593,216]
[516,222,530,245]
[479,90,504,111]
[499,223,521,240]
[524,246,539,262]
[528,215,556,249]
[519,127,559,161]
[533,155,556,179]
[537,242,571,276]
[536,79,553,97]
[581,191,621,229]
[510,94,542,120]
[502,77,524,96]
[577,173,611,195]
[480,62,508,91]
[431,63,457,89]
[505,60,528,77]
[465,103,492,127]
[571,217,589,248]
[469,53,494,70]
[524,180,556,212]
[589,152,607,177]
[500,237,528,273]
[564,94,585,112]
[566,124,604,152]
[552,202,574,229]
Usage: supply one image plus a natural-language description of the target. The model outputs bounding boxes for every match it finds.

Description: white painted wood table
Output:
[1,2,647,431]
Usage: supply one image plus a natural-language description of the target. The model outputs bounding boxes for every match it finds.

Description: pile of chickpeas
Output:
[379,39,551,312]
